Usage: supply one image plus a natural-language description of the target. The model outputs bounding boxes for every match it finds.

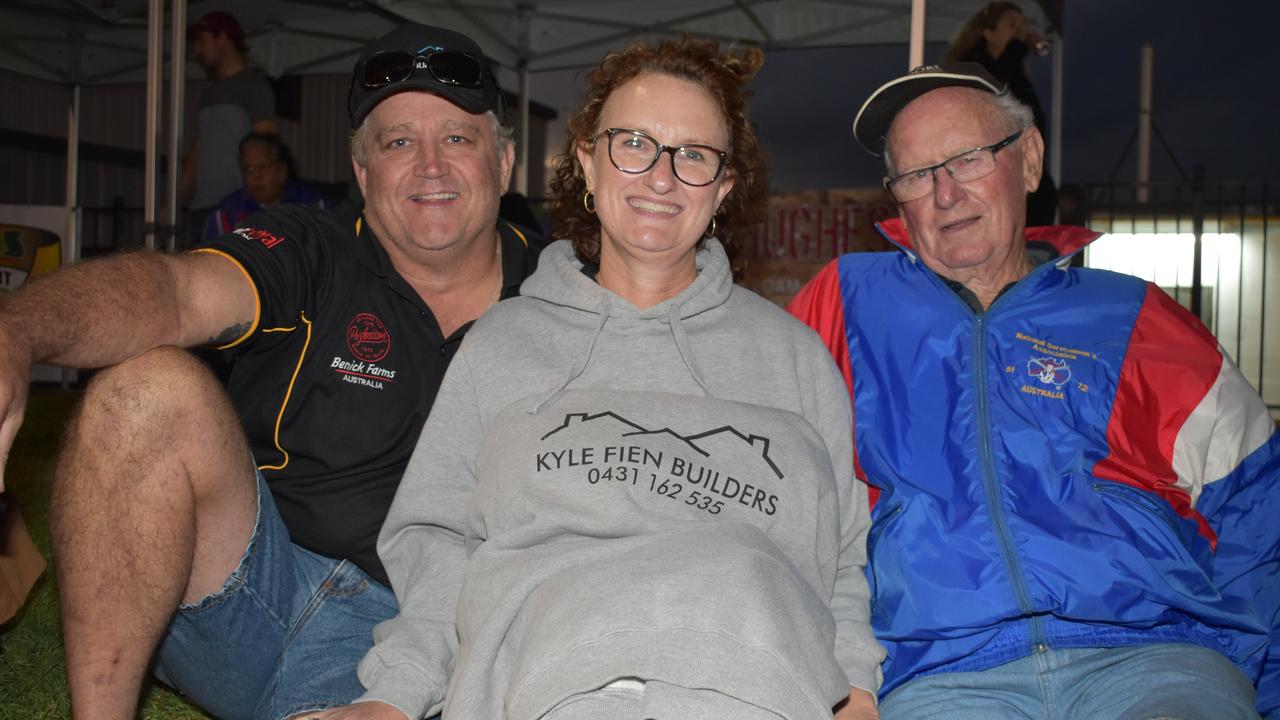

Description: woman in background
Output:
[947,1,1059,225]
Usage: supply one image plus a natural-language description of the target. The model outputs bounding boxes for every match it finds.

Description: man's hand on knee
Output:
[298,700,409,720]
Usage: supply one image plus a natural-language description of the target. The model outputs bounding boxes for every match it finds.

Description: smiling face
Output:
[353,91,513,265]
[576,72,735,279]
[886,87,1042,288]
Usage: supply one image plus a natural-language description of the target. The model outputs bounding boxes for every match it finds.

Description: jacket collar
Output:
[876,217,1103,263]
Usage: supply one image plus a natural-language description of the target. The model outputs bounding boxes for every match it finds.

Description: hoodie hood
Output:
[522,239,735,411]
[519,239,735,321]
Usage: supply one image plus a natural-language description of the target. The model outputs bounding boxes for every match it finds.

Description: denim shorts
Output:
[151,472,398,720]
[878,643,1260,720]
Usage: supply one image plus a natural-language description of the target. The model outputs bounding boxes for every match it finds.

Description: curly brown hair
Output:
[548,36,768,267]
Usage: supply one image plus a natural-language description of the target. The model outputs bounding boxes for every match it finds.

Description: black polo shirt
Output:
[197,204,541,584]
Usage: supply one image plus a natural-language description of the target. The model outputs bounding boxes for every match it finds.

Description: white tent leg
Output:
[909,0,926,69]
[517,65,530,196]
[65,84,79,270]
[167,0,187,252]
[1050,33,1063,220]
[63,83,80,389]
[1137,42,1153,204]
[144,0,163,249]
[515,6,531,196]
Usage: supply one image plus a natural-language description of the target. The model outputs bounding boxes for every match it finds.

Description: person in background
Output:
[202,132,326,241]
[946,1,1057,225]
[182,11,278,246]
[338,35,884,720]
[788,62,1279,720]
[0,21,542,720]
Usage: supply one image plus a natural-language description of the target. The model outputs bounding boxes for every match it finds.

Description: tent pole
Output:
[515,5,531,196]
[65,84,80,268]
[168,0,187,252]
[144,0,164,249]
[518,64,530,196]
[1137,42,1153,204]
[1050,32,1063,219]
[63,82,80,389]
[909,0,926,69]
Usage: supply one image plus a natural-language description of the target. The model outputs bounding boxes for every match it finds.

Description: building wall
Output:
[0,68,553,212]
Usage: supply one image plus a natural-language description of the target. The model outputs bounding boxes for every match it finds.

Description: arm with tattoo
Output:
[0,249,254,488]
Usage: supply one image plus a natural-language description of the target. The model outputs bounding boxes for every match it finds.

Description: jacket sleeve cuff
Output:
[836,644,884,698]
[358,668,442,720]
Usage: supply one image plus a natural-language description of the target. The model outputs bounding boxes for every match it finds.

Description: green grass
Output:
[0,387,210,719]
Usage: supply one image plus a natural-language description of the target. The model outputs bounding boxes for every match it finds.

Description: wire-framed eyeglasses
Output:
[884,130,1024,203]
[595,128,728,187]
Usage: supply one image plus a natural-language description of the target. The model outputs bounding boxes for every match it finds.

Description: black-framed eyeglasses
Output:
[595,128,728,187]
[358,49,487,90]
[884,130,1024,203]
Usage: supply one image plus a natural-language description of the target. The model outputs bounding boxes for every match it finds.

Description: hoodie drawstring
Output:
[529,299,716,414]
[666,305,713,399]
[530,300,612,413]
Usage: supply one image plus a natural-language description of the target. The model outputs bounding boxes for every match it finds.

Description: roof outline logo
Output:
[541,411,783,479]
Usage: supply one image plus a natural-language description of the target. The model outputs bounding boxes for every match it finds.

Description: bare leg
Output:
[51,347,258,720]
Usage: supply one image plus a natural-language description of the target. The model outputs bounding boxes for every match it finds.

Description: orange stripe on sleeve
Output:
[190,247,262,350]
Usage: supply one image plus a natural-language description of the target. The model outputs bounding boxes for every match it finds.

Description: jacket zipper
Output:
[973,301,1047,653]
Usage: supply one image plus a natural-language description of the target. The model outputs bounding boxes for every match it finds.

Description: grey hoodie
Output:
[357,239,885,719]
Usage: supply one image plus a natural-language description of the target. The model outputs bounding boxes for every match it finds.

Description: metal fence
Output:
[1079,180,1278,415]
[80,201,150,256]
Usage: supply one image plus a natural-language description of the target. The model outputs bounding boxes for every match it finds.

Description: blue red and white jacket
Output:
[787,219,1280,716]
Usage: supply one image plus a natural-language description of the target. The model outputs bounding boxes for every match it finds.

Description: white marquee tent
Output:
[0,0,1060,252]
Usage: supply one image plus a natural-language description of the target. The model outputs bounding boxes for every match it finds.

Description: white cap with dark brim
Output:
[852,62,1004,156]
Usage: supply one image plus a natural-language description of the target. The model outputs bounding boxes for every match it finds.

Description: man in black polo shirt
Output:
[0,22,540,720]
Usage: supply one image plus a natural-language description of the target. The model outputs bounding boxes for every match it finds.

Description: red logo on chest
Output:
[347,313,391,362]
[232,227,284,249]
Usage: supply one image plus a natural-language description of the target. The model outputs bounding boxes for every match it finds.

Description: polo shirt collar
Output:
[354,213,532,291]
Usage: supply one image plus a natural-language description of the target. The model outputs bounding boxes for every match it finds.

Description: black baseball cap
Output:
[852,62,1004,156]
[188,11,245,47]
[348,23,502,128]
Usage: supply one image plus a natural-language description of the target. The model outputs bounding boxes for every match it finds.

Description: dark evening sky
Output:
[747,0,1279,191]
[532,0,1279,193]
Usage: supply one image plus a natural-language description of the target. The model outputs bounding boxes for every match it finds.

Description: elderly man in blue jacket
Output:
[790,62,1279,720]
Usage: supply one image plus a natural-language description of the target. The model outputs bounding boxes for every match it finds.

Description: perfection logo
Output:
[347,312,391,362]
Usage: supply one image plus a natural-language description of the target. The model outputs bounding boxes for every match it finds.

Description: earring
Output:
[582,189,596,213]
[704,215,717,238]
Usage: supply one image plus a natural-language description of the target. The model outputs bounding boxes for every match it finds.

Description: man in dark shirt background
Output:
[182,11,278,246]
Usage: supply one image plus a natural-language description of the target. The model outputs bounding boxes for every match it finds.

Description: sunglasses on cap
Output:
[358,49,487,90]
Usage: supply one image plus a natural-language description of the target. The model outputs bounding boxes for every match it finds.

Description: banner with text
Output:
[738,188,896,306]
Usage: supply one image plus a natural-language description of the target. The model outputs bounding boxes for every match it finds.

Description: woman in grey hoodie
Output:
[353,37,886,720]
